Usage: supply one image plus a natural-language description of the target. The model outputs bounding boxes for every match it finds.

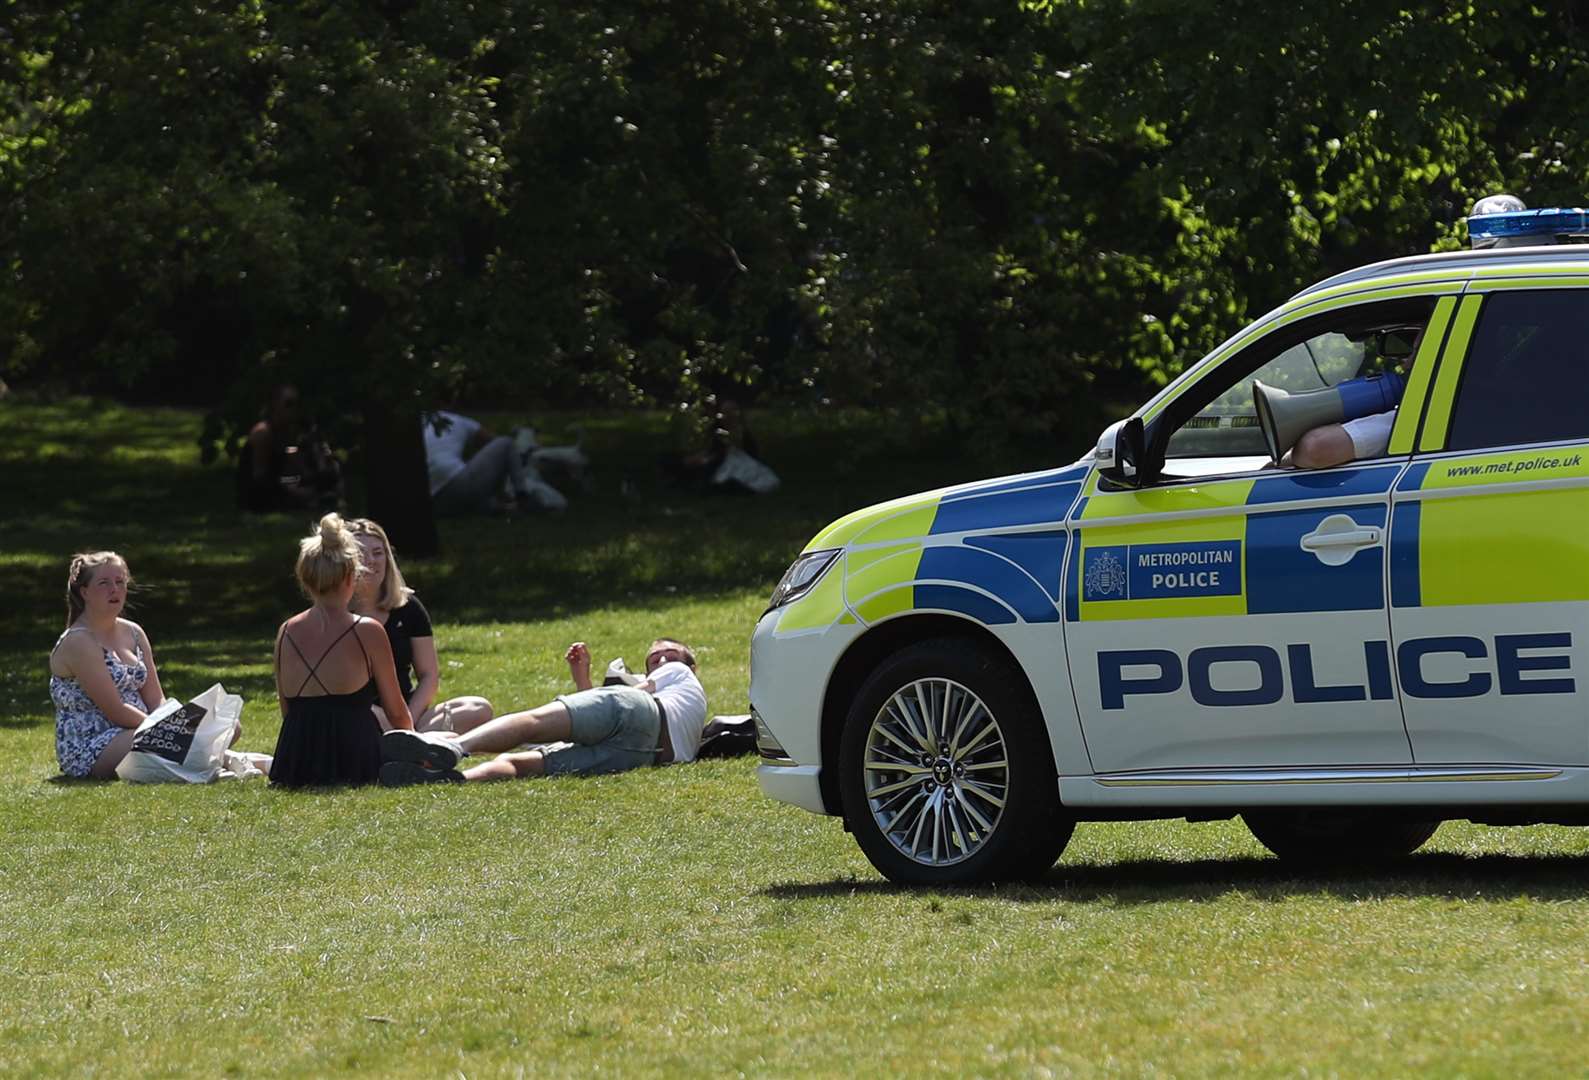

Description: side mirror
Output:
[1094,417,1145,487]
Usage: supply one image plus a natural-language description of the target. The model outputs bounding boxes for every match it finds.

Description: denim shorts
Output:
[545,686,660,776]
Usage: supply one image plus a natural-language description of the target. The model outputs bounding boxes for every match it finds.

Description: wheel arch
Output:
[818,613,1050,815]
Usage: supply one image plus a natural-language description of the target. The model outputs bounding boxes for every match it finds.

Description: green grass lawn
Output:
[6,397,1589,1076]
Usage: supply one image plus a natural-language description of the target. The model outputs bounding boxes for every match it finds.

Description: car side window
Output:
[1445,290,1589,452]
[1164,333,1377,459]
[1157,298,1434,473]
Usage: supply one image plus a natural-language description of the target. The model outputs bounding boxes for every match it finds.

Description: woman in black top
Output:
[346,518,495,735]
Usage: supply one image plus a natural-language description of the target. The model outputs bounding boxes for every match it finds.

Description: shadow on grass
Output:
[764,851,1589,903]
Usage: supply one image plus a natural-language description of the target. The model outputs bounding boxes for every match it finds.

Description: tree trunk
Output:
[364,401,440,557]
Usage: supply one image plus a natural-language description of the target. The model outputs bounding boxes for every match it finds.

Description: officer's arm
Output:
[1290,424,1356,469]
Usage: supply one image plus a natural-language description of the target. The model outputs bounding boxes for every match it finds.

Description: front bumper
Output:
[755,764,827,814]
[748,606,862,816]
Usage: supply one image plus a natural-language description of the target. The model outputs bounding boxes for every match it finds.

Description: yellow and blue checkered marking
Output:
[783,465,1089,633]
[901,467,1086,624]
[1066,464,1401,622]
[1390,446,1589,608]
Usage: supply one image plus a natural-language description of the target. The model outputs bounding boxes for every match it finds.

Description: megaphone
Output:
[1253,372,1405,463]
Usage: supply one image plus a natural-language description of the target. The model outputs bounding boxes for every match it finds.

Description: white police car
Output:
[750,199,1589,884]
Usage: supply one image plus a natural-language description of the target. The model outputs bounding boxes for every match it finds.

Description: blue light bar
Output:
[1468,207,1589,246]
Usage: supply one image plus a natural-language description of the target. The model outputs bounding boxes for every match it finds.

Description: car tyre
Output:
[839,637,1073,885]
[1242,809,1440,864]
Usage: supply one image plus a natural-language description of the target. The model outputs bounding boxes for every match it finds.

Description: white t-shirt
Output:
[649,661,708,763]
[1343,408,1396,460]
[423,411,480,494]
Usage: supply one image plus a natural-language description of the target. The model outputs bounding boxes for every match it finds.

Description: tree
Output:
[3,2,508,553]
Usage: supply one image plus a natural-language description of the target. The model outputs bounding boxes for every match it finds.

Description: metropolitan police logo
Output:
[1083,549,1128,601]
[1082,540,1243,604]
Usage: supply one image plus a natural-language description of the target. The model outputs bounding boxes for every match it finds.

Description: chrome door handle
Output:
[1300,514,1382,566]
[1302,529,1381,549]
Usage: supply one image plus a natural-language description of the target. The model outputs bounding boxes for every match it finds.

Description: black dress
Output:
[270,619,384,788]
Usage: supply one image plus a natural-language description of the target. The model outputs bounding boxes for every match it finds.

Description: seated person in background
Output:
[269,514,414,789]
[423,409,553,515]
[379,637,708,785]
[237,384,344,513]
[346,518,494,735]
[49,551,167,779]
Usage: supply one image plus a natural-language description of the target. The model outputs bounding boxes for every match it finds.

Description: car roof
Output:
[1290,245,1589,302]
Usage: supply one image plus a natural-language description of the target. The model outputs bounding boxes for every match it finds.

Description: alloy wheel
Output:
[861,677,1010,867]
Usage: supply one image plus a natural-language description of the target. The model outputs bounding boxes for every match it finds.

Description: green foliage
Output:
[2,3,508,450]
[6,1,1589,458]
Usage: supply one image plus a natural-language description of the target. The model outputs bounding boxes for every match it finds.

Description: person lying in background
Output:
[660,398,780,495]
[269,514,414,789]
[346,517,494,736]
[49,551,167,779]
[379,638,707,785]
[423,409,566,515]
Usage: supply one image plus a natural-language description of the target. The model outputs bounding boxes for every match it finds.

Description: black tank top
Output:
[279,617,375,702]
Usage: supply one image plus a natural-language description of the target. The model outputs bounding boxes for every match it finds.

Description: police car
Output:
[750,198,1589,884]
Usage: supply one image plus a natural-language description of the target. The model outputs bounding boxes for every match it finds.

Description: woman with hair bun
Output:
[270,514,414,788]
[49,551,166,778]
[346,518,494,736]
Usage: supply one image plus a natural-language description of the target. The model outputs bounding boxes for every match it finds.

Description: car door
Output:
[1389,287,1589,765]
[1064,294,1457,774]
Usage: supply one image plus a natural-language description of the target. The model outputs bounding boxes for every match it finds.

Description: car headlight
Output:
[766,548,840,612]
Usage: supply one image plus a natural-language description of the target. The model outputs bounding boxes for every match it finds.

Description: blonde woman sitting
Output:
[270,514,414,788]
[346,518,494,735]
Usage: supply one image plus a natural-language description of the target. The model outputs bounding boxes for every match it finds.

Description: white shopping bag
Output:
[116,683,243,784]
[711,446,781,494]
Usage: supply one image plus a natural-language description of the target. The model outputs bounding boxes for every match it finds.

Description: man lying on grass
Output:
[379,638,707,784]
